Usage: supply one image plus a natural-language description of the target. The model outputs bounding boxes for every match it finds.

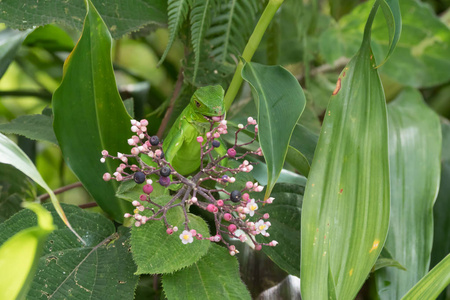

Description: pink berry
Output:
[245,181,253,189]
[224,213,232,221]
[242,193,250,201]
[166,228,174,235]
[255,244,262,251]
[103,173,111,181]
[263,213,270,219]
[139,194,147,201]
[197,136,204,143]
[228,224,237,233]
[143,184,153,194]
[217,200,224,207]
[207,204,216,213]
[227,148,236,157]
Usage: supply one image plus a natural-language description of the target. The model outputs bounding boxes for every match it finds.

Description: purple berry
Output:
[212,140,220,148]
[159,176,170,187]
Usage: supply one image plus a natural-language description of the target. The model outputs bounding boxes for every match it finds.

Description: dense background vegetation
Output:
[0,0,449,299]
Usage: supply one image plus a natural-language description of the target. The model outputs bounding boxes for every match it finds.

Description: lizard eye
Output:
[195,101,201,108]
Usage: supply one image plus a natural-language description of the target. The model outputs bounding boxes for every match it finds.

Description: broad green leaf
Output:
[0,114,58,144]
[53,0,133,222]
[373,247,407,272]
[0,28,31,79]
[131,200,210,274]
[0,0,167,39]
[0,203,54,300]
[401,254,450,300]
[286,124,319,176]
[0,164,35,223]
[256,183,303,277]
[375,88,441,299]
[431,119,450,300]
[0,203,138,299]
[116,175,168,202]
[0,133,84,243]
[301,4,390,299]
[241,62,305,199]
[320,0,450,88]
[23,24,74,52]
[162,244,251,300]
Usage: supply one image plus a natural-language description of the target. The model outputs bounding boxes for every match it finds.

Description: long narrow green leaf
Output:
[0,133,85,244]
[53,0,133,222]
[241,62,305,199]
[300,3,390,299]
[431,119,450,300]
[375,88,441,299]
[401,254,450,300]
[0,28,32,79]
[378,0,401,66]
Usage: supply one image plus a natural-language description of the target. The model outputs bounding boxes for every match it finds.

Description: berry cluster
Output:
[100,117,277,255]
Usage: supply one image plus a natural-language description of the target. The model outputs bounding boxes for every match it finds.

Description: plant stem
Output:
[223,0,284,111]
[38,182,83,201]
[157,67,184,137]
[0,89,52,100]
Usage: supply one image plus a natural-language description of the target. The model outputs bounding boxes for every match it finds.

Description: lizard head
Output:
[191,85,225,122]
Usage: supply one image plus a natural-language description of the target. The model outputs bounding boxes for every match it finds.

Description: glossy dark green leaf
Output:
[131,200,210,274]
[286,124,319,176]
[320,0,450,88]
[0,114,57,144]
[23,25,74,52]
[241,62,306,199]
[0,0,167,39]
[301,4,390,299]
[401,254,450,300]
[162,244,251,300]
[53,0,133,222]
[375,88,441,299]
[0,203,138,299]
[0,164,35,223]
[430,119,450,300]
[256,183,303,277]
[0,28,31,79]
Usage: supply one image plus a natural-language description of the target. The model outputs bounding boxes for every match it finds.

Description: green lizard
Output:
[163,85,226,175]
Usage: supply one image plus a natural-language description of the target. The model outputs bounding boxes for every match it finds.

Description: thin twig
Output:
[297,56,350,81]
[0,89,52,99]
[157,67,185,138]
[38,182,83,201]
[78,202,98,209]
